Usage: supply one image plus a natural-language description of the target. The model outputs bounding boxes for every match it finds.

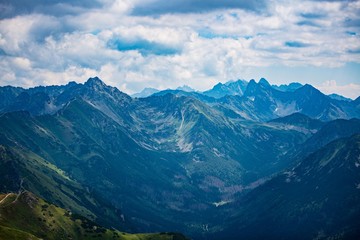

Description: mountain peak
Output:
[354,96,360,104]
[66,81,78,87]
[213,82,224,89]
[259,78,270,86]
[203,80,248,98]
[132,87,159,98]
[85,77,106,88]
[302,83,315,89]
[244,79,258,95]
[296,83,320,94]
[248,79,256,84]
[176,85,195,92]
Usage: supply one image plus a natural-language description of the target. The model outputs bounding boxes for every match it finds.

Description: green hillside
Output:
[0,191,187,240]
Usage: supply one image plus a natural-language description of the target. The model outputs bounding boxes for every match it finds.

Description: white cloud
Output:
[317,80,360,99]
[0,0,359,95]
[11,57,32,70]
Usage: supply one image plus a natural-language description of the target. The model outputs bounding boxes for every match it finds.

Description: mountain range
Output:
[0,77,359,239]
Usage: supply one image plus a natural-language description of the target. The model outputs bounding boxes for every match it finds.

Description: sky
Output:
[0,0,359,98]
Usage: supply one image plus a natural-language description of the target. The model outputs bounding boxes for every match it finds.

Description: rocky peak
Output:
[84,77,107,89]
[259,78,270,87]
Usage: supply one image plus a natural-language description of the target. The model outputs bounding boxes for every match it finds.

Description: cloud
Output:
[317,80,360,99]
[0,0,359,97]
[104,25,189,56]
[131,0,268,15]
[0,0,102,19]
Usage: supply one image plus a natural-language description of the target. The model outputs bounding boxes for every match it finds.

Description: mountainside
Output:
[202,79,248,98]
[0,77,359,239]
[269,112,324,132]
[0,191,188,240]
[0,85,311,237]
[218,134,360,239]
[0,137,133,232]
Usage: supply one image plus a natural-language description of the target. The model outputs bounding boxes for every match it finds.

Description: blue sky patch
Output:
[198,29,238,39]
[297,20,320,27]
[285,41,310,48]
[300,12,326,19]
[107,38,180,56]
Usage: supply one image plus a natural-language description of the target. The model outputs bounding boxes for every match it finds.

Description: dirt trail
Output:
[0,193,11,205]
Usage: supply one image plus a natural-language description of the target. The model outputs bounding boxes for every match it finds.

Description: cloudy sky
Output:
[0,0,359,98]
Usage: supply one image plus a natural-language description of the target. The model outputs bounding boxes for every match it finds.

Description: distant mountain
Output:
[134,79,303,100]
[328,93,352,102]
[272,82,303,92]
[202,79,248,98]
[0,191,188,240]
[176,85,195,92]
[132,85,194,99]
[269,112,324,134]
[132,87,159,98]
[218,134,360,239]
[216,79,360,121]
[151,89,217,104]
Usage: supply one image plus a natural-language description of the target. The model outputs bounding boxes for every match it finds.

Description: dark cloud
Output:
[131,0,267,15]
[107,38,181,56]
[284,41,311,48]
[0,0,101,19]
